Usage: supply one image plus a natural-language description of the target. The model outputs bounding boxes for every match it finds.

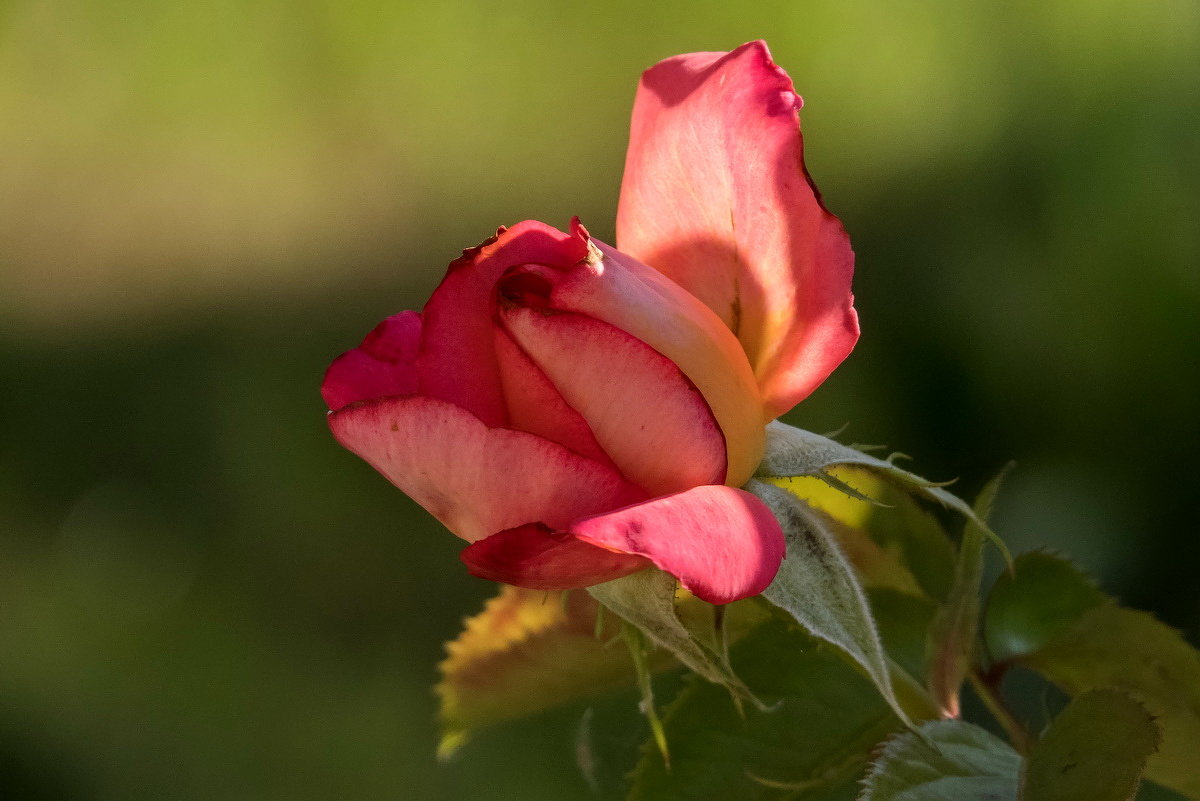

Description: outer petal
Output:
[570,485,785,603]
[417,221,588,427]
[460,523,650,589]
[321,311,421,411]
[328,396,645,542]
[616,40,859,419]
[500,305,726,496]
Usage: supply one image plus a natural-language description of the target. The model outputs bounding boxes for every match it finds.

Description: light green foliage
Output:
[1022,689,1160,801]
[859,720,1021,801]
[747,479,911,725]
[985,554,1200,798]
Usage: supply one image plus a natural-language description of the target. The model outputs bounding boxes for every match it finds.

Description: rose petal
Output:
[499,305,727,496]
[418,221,589,427]
[321,311,422,411]
[328,396,645,542]
[541,227,765,486]
[570,485,785,604]
[491,328,614,466]
[460,523,650,589]
[616,40,859,418]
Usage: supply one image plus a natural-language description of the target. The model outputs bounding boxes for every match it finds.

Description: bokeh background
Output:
[2,1,1197,798]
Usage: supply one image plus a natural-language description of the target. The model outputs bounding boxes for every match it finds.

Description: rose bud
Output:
[322,41,857,603]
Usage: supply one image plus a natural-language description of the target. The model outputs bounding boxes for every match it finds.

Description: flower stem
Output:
[968,665,1032,754]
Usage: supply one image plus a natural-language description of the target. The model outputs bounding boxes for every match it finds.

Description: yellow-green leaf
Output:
[1021,688,1160,801]
[436,585,634,757]
[985,553,1200,799]
[1022,606,1200,799]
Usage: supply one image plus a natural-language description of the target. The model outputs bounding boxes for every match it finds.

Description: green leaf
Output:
[575,685,677,801]
[1022,606,1200,799]
[926,465,1012,717]
[755,422,1011,568]
[1022,688,1160,801]
[746,479,913,726]
[984,553,1200,799]
[587,569,754,703]
[627,621,903,801]
[870,588,938,686]
[983,551,1107,664]
[859,720,1021,801]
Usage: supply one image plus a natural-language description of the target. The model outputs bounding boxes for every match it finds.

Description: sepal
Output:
[755,421,1012,568]
[745,478,918,726]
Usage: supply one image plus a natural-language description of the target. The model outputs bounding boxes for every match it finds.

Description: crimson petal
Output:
[461,523,650,589]
[321,310,421,411]
[570,485,785,603]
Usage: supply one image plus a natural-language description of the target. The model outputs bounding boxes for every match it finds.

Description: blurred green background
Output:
[1,0,1197,798]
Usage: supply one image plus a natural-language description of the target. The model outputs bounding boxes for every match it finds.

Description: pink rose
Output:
[322,41,858,603]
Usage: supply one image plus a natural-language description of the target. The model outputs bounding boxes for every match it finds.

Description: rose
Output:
[322,41,858,604]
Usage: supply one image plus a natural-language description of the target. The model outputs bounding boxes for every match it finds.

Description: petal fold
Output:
[536,229,766,486]
[328,396,645,542]
[321,311,421,411]
[616,40,859,418]
[492,328,614,467]
[417,221,588,427]
[460,523,650,589]
[500,305,726,496]
[570,485,786,603]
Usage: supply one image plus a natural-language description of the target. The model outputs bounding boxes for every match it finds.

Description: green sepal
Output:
[587,569,758,706]
[755,422,1012,569]
[747,479,916,727]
